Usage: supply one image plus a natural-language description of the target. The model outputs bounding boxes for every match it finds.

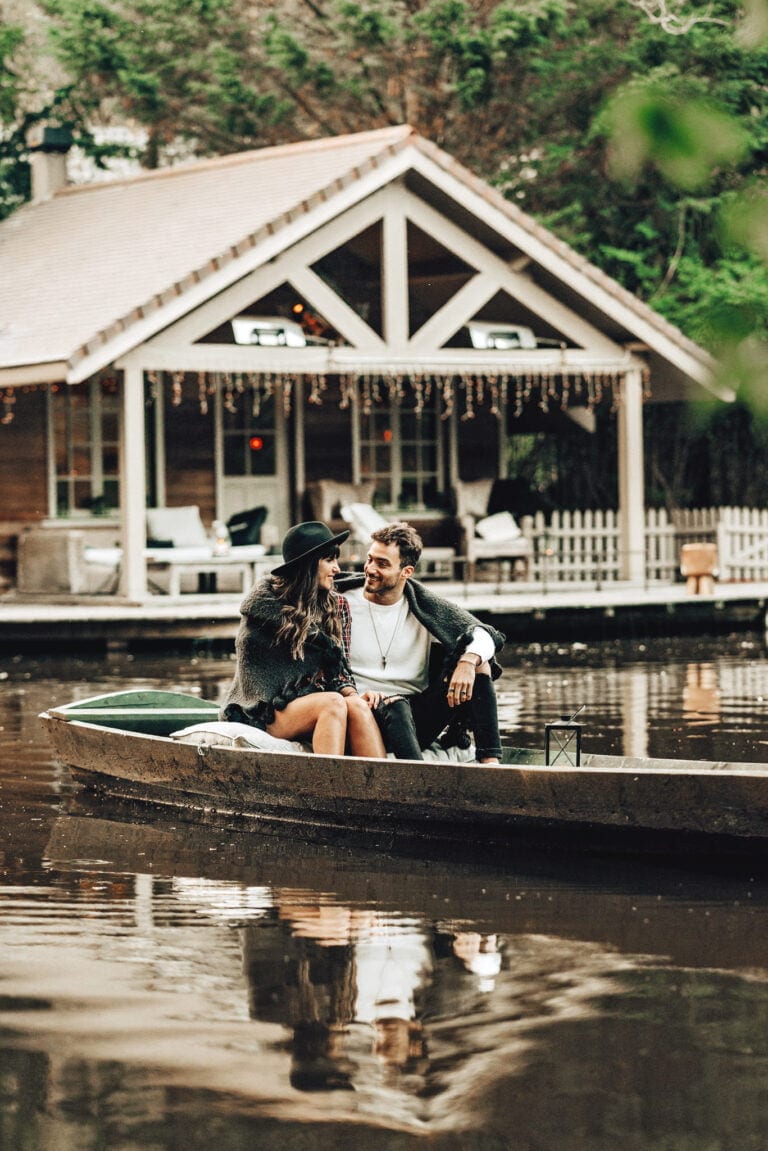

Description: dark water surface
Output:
[3,634,768,1149]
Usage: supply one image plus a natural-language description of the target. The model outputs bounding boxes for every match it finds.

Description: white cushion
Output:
[340,502,389,539]
[171,723,480,763]
[422,742,475,763]
[83,546,122,567]
[146,506,208,548]
[307,479,376,520]
[171,721,307,753]
[457,478,494,518]
[474,511,521,542]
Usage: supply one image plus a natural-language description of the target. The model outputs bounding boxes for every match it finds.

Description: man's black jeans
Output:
[374,671,502,761]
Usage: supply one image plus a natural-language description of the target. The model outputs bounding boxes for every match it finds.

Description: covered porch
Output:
[0,126,730,601]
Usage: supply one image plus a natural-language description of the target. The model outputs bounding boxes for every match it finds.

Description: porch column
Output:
[119,364,148,599]
[617,367,645,583]
[382,200,409,347]
[293,376,306,521]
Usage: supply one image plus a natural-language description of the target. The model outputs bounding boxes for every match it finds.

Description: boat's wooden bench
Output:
[502,745,546,765]
[49,690,220,736]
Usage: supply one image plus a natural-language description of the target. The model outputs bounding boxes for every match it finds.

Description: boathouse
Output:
[0,125,730,598]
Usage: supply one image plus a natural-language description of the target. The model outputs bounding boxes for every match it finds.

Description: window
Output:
[222,393,276,477]
[358,387,442,509]
[51,378,120,516]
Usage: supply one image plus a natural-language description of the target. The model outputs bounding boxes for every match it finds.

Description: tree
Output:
[5,0,768,507]
[32,1,768,337]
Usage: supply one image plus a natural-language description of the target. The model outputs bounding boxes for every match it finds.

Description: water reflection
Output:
[4,637,768,1145]
[2,809,765,1147]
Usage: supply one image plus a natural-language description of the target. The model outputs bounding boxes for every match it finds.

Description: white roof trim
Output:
[0,361,67,386]
[119,344,645,375]
[406,148,721,388]
[68,147,416,383]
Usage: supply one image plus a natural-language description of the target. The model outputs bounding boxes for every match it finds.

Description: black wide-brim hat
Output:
[271,521,350,576]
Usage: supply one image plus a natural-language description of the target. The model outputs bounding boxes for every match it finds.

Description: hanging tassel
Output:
[282,375,293,416]
[1,388,16,425]
[223,373,237,414]
[171,371,185,406]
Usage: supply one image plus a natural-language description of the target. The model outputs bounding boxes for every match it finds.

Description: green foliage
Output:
[603,86,748,189]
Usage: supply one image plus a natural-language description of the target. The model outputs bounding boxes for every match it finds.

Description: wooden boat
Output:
[39,689,768,856]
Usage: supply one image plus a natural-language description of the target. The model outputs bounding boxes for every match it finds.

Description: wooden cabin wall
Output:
[161,392,216,526]
[0,389,48,585]
[0,389,48,520]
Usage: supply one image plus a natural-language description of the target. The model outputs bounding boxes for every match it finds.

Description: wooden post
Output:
[119,365,148,599]
[293,376,305,523]
[617,367,646,583]
[381,196,409,348]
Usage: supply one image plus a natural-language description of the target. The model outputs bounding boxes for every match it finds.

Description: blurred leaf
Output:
[605,86,749,189]
[721,192,768,263]
[714,335,768,412]
[736,0,768,48]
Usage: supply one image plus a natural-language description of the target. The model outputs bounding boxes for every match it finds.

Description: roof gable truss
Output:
[141,182,622,362]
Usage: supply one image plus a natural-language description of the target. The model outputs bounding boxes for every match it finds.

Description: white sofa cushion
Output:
[146,506,209,548]
[306,479,376,520]
[474,510,521,542]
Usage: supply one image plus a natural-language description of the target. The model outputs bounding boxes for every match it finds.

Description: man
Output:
[337,521,505,763]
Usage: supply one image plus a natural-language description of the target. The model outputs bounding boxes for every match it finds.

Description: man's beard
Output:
[364,570,400,599]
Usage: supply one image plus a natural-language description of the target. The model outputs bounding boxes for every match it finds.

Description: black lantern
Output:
[545,711,584,767]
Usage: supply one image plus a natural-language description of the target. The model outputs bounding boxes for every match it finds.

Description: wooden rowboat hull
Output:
[39,690,768,857]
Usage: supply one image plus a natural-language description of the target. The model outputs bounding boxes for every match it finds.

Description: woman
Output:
[222,521,386,758]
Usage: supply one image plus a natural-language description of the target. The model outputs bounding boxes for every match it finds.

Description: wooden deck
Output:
[2,578,768,650]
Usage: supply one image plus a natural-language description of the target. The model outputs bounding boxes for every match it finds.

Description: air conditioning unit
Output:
[466,322,538,350]
[231,315,307,347]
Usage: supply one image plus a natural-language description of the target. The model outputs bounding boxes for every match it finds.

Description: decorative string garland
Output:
[0,366,651,426]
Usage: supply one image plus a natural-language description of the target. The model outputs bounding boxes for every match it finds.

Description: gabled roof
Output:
[0,123,723,398]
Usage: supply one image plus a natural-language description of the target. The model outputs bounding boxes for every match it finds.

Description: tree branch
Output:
[626,0,729,34]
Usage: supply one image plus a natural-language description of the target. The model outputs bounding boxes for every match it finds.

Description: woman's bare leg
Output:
[345,694,386,758]
[268,693,348,754]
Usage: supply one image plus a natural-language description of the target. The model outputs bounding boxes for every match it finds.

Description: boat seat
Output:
[170,720,475,761]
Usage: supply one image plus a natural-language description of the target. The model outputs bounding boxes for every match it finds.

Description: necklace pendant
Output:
[382,656,387,669]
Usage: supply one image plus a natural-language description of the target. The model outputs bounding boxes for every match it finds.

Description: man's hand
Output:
[446,658,477,708]
[360,690,384,709]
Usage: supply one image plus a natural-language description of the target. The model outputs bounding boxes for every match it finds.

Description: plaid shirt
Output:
[337,594,356,693]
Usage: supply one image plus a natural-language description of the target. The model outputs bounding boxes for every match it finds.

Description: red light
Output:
[249,436,264,451]
[383,429,393,443]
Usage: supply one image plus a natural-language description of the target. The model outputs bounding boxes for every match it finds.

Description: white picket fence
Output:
[522,506,768,584]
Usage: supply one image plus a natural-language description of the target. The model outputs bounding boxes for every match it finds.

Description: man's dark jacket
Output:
[334,572,505,684]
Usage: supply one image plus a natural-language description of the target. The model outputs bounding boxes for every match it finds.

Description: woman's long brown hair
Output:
[271,556,342,659]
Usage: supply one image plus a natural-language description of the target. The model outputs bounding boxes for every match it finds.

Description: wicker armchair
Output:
[454,479,533,581]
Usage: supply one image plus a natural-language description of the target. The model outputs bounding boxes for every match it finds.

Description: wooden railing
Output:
[521,506,768,584]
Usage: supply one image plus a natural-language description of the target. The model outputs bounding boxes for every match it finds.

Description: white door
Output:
[216,387,290,545]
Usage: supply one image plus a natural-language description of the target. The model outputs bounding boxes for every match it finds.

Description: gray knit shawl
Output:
[222,578,350,724]
[335,573,505,680]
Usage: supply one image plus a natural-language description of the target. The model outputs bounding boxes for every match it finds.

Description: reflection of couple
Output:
[223,519,505,762]
[240,910,503,1092]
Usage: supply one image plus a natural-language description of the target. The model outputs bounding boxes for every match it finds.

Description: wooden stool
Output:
[680,543,718,594]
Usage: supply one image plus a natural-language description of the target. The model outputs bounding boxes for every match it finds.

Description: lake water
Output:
[3,633,768,1149]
